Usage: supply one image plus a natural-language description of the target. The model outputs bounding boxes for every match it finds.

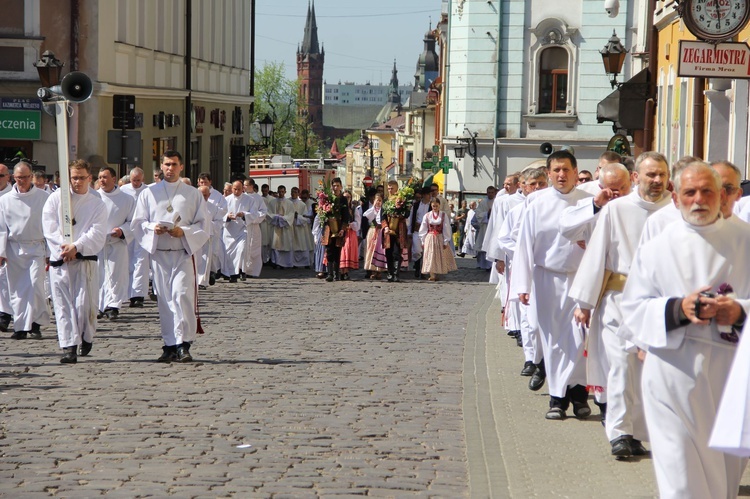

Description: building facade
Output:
[0,0,252,185]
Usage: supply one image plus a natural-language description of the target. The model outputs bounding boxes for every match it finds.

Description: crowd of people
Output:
[478,148,750,498]
[6,145,750,496]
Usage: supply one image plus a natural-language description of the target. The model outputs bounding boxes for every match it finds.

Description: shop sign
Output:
[0,109,41,140]
[678,40,750,79]
[0,97,42,111]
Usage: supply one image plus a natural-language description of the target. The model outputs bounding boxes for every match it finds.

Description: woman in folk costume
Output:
[363,194,388,280]
[419,199,457,281]
[338,191,360,280]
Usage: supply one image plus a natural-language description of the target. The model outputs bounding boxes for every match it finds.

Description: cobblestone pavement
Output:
[2,256,750,498]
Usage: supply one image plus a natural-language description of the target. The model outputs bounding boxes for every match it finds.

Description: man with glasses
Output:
[0,161,50,340]
[43,159,107,363]
[0,163,13,332]
[132,151,209,363]
[577,170,593,184]
[121,167,149,307]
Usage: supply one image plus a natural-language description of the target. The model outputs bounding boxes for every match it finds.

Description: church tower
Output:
[296,1,325,140]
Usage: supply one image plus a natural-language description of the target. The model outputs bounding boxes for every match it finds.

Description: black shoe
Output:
[215,271,225,280]
[157,346,177,363]
[341,273,350,281]
[507,329,516,337]
[594,401,607,427]
[229,275,238,283]
[630,438,648,456]
[10,330,27,340]
[326,272,334,282]
[176,344,193,363]
[60,346,77,364]
[520,361,536,376]
[515,332,523,347]
[386,273,394,282]
[0,312,11,332]
[529,366,546,391]
[392,272,400,283]
[198,285,207,290]
[239,273,247,281]
[97,310,105,319]
[104,308,119,320]
[28,323,42,340]
[79,340,93,356]
[209,273,216,286]
[545,407,566,420]
[130,297,144,308]
[611,436,633,458]
[149,293,158,302]
[572,400,591,419]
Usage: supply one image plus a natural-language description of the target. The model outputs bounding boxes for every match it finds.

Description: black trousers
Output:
[385,235,401,275]
[326,243,342,266]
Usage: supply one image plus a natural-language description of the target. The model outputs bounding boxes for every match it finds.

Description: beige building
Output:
[0,0,252,184]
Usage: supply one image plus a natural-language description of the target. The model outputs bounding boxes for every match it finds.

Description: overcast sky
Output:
[255,0,441,86]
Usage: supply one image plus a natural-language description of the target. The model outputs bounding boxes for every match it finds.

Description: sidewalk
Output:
[465,288,750,498]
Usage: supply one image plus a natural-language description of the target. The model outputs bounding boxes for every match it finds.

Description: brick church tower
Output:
[296,1,325,140]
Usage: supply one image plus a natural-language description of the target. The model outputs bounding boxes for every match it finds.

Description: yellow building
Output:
[654,2,750,171]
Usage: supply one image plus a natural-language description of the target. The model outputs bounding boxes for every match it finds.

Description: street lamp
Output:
[600,30,628,89]
[34,50,64,89]
[282,140,292,156]
[247,114,275,154]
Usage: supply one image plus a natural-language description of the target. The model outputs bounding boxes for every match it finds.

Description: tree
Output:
[251,62,299,154]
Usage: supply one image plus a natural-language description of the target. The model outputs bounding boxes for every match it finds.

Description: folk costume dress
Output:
[363,205,388,272]
[339,205,361,273]
[418,211,457,276]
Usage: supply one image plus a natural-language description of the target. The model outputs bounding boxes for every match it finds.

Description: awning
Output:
[597,68,651,131]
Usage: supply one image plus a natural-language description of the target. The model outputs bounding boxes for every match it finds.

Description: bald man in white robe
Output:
[121,167,150,307]
[222,181,254,281]
[0,162,14,333]
[268,186,296,269]
[569,153,671,458]
[243,184,267,277]
[621,162,750,499]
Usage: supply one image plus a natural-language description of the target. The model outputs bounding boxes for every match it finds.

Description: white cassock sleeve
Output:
[178,195,210,256]
[709,320,750,456]
[568,204,611,309]
[509,206,536,297]
[560,197,596,241]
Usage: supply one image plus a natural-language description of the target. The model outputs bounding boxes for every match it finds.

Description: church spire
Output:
[300,0,320,55]
[388,60,400,104]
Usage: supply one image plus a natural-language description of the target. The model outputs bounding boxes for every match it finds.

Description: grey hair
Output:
[710,160,741,179]
[600,162,630,177]
[129,166,144,176]
[673,161,721,193]
[526,167,548,180]
[635,151,668,174]
[671,155,700,179]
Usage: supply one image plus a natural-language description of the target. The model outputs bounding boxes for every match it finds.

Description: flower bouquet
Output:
[315,178,341,233]
[383,178,418,219]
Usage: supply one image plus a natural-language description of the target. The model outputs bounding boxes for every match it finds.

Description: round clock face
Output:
[685,0,750,41]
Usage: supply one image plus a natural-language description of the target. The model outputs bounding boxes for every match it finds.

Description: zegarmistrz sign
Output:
[678,40,750,79]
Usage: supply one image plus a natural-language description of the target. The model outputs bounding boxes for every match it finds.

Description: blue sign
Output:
[0,98,42,111]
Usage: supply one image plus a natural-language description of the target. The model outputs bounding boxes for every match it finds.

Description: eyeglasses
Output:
[723,184,739,195]
[70,176,89,182]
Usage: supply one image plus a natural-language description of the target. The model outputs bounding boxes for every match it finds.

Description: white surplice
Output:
[291,198,313,267]
[196,198,222,286]
[621,216,750,499]
[269,196,295,268]
[510,187,590,398]
[473,196,493,269]
[97,187,135,311]
[0,182,13,317]
[0,185,50,331]
[260,194,274,263]
[121,183,150,300]
[243,191,267,277]
[222,192,254,276]
[568,191,670,443]
[207,187,228,274]
[43,188,107,348]
[132,180,209,347]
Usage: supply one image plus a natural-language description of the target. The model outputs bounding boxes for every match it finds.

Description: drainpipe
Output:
[692,77,705,158]
[184,0,193,178]
[642,0,657,152]
[68,0,80,161]
[492,0,501,184]
[250,0,256,116]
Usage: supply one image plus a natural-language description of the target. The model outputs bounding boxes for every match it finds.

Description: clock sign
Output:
[683,0,750,41]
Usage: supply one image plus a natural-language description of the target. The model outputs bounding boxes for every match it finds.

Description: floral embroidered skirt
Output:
[421,233,458,275]
[365,227,387,271]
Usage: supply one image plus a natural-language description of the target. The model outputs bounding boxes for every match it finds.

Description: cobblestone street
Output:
[1,258,749,497]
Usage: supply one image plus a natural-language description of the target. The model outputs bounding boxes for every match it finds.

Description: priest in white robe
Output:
[197,172,228,280]
[43,160,107,363]
[484,174,519,285]
[268,185,296,269]
[621,162,750,499]
[260,184,274,264]
[242,183,267,277]
[0,162,14,333]
[97,167,136,320]
[290,187,313,268]
[511,151,592,419]
[222,181,254,281]
[132,152,209,363]
[0,162,50,340]
[473,186,498,270]
[196,186,221,287]
[120,167,149,307]
[569,152,670,458]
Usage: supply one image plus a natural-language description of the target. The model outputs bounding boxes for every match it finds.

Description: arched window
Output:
[539,47,568,113]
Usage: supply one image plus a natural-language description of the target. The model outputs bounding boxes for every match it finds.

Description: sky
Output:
[254,0,443,86]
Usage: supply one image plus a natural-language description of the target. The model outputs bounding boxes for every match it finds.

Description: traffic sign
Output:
[421,161,434,169]
[363,175,373,187]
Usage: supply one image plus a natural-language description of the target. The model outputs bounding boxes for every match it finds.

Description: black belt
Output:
[49,253,98,267]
